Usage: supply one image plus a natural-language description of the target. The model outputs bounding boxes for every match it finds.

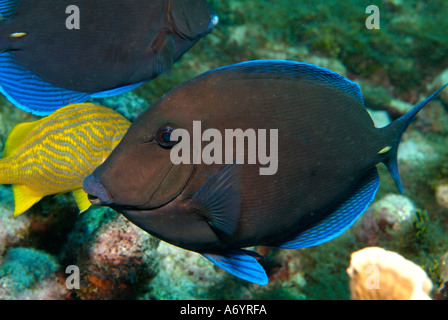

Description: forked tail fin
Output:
[380,83,448,193]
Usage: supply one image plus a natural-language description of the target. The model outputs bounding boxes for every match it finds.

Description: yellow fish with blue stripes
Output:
[0,103,130,216]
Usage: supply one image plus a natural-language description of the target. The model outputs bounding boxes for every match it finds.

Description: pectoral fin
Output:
[149,31,175,76]
[189,164,242,237]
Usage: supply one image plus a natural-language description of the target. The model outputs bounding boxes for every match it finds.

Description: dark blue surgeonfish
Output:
[0,0,218,115]
[82,60,448,285]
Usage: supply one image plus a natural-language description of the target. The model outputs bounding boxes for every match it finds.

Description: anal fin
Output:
[273,167,380,249]
[0,52,89,115]
[90,82,144,98]
[0,52,142,115]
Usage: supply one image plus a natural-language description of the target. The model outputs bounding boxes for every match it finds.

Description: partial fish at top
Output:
[0,0,218,115]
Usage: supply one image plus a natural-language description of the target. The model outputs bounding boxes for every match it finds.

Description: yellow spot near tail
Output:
[9,32,27,38]
[378,146,392,155]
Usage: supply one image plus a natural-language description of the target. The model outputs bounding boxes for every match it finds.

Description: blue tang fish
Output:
[83,60,448,285]
[0,0,218,115]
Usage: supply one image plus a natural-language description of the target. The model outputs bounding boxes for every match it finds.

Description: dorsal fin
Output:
[3,120,38,157]
[211,60,365,105]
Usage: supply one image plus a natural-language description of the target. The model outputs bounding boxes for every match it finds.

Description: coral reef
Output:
[0,247,68,299]
[353,194,417,246]
[0,204,31,265]
[60,208,159,300]
[143,244,307,300]
[347,247,433,300]
[143,242,230,299]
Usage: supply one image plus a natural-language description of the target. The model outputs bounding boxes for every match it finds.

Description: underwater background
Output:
[0,0,448,300]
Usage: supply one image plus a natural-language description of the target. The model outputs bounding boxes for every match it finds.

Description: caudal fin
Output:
[381,83,448,193]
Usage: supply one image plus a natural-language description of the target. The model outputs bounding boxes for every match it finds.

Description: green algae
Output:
[0,247,59,291]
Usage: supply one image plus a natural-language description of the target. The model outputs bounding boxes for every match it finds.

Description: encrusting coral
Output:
[352,194,416,246]
[346,247,433,300]
[60,209,159,299]
[0,247,68,299]
[0,204,31,264]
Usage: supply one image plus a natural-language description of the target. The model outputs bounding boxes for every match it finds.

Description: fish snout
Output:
[82,174,113,206]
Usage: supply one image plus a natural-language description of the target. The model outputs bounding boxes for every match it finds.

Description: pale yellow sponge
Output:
[346,247,433,300]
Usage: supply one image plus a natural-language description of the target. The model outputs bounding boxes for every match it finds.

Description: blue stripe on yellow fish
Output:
[0,103,130,216]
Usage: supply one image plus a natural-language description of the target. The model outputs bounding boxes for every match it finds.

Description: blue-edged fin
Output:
[90,82,144,98]
[213,60,366,106]
[189,164,242,237]
[0,0,18,20]
[273,167,380,249]
[0,52,145,115]
[381,83,448,193]
[0,52,89,115]
[202,249,268,285]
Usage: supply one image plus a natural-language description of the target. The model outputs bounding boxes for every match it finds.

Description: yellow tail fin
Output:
[12,184,42,216]
[72,188,92,213]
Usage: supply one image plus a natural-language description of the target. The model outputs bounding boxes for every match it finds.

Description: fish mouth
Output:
[83,174,114,206]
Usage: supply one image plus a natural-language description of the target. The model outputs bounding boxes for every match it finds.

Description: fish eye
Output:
[155,126,177,148]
